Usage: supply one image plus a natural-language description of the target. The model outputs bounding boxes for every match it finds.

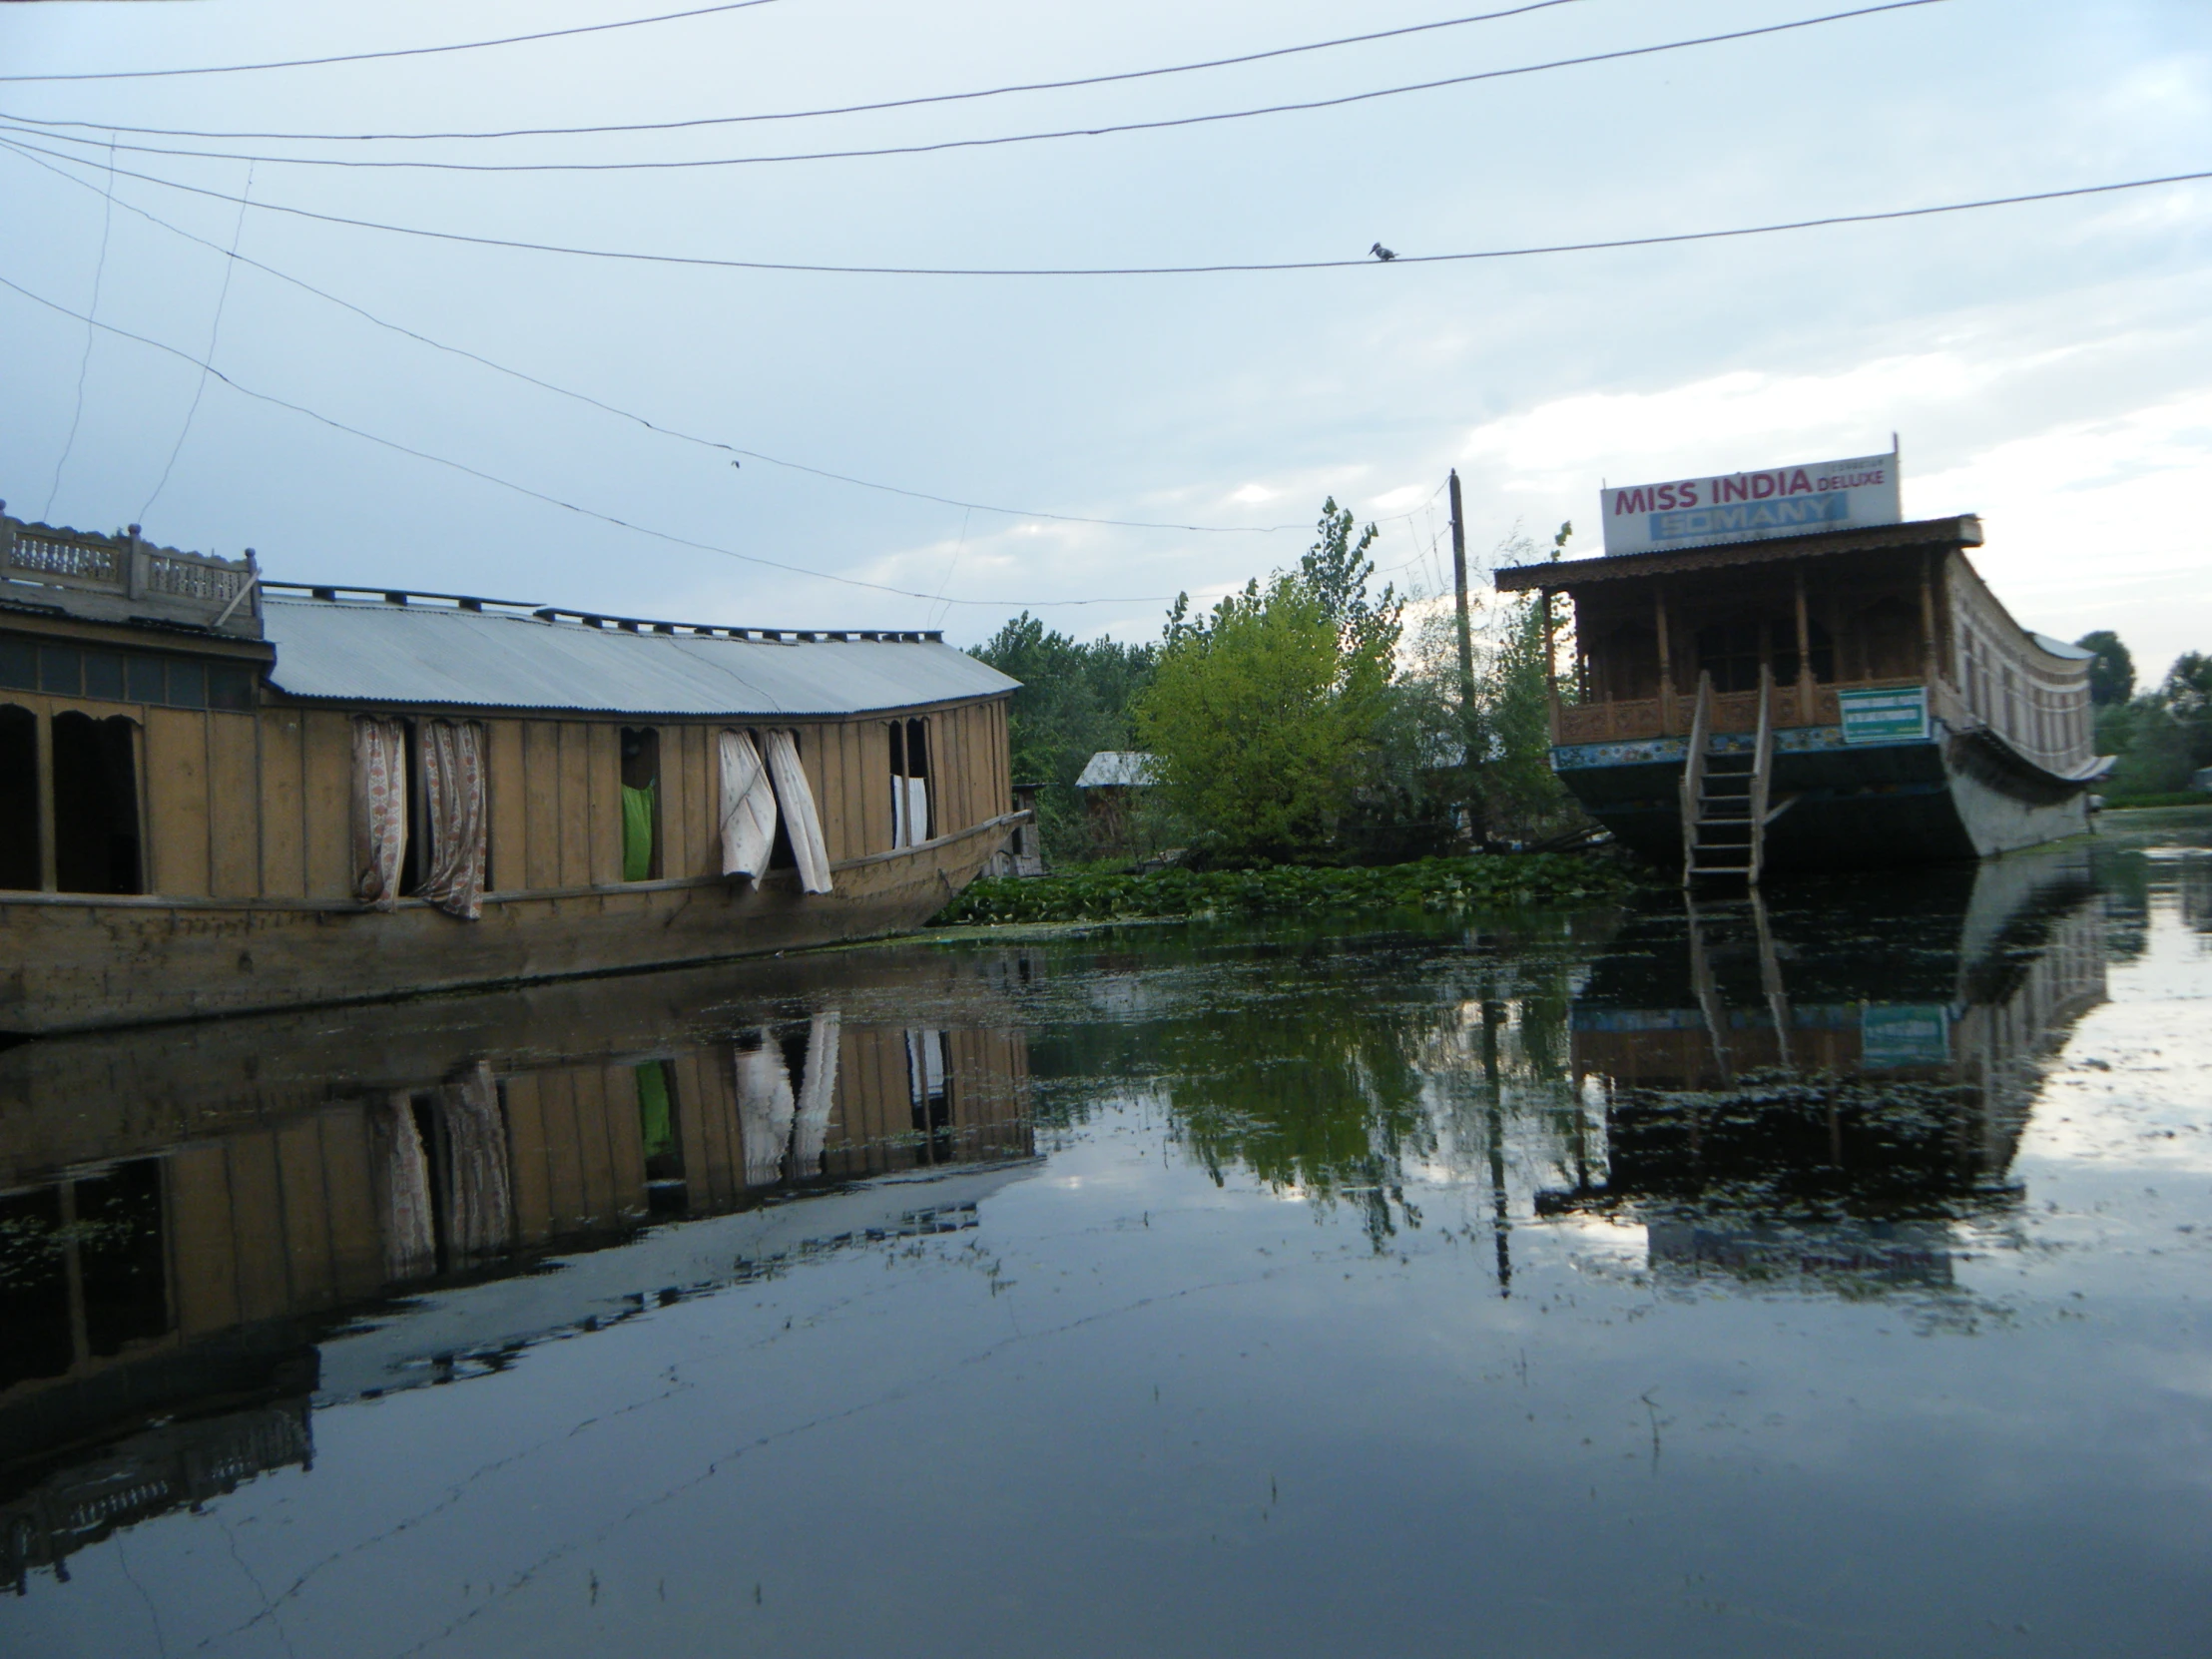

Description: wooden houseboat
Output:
[0,508,1024,1035]
[1495,455,2110,877]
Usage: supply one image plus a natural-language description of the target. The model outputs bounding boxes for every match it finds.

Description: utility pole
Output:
[1448,468,1474,725]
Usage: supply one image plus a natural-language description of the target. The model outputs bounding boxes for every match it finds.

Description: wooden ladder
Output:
[1681,667,1778,887]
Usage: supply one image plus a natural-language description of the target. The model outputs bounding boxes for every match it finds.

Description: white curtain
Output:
[418,720,488,919]
[718,729,777,881]
[735,1034,797,1187]
[438,1061,512,1260]
[789,1011,842,1177]
[377,1095,436,1281]
[893,776,930,848]
[761,730,833,893]
[352,716,408,911]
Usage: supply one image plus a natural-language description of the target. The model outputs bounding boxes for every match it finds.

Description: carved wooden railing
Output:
[0,509,260,637]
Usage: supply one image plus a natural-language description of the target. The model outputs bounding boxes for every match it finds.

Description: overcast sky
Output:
[1,0,2206,679]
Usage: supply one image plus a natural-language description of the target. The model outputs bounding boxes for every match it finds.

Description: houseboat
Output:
[0,508,1025,1034]
[1494,449,2110,877]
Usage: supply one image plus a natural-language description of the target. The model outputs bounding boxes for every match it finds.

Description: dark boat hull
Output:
[1556,729,2089,871]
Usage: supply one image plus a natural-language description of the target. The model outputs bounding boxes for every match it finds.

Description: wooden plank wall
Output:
[1,683,1007,900]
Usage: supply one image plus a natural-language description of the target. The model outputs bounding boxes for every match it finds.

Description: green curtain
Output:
[622,782,656,881]
[636,1060,673,1159]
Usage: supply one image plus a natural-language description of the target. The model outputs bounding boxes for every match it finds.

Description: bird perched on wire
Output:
[1370,242,1397,262]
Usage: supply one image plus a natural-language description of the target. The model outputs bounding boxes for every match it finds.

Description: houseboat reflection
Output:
[1540,849,2106,1288]
[0,952,1037,1592]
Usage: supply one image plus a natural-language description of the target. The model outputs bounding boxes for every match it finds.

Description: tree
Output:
[2075,630,2134,707]
[969,613,1154,857]
[1135,502,1402,861]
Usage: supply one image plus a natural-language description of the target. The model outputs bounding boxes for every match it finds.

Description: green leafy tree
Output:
[2075,630,2134,707]
[1136,501,1402,861]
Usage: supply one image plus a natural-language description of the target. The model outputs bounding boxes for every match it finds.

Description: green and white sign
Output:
[1839,685,1929,745]
[1861,1003,1951,1068]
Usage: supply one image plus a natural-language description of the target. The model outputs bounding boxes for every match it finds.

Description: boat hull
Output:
[0,814,1021,1036]
[1555,729,2088,871]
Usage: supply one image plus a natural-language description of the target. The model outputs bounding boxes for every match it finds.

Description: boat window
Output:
[1694,619,1764,694]
[890,717,932,847]
[397,720,424,897]
[1771,616,1836,686]
[620,727,661,881]
[83,651,126,702]
[1856,597,1920,680]
[0,705,39,890]
[127,656,167,703]
[50,711,143,894]
[165,660,207,710]
[1600,623,1660,702]
[0,634,257,709]
[39,644,81,696]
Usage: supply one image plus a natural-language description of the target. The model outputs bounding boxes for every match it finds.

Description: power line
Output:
[0,139,1310,533]
[0,268,1237,611]
[0,0,788,84]
[41,133,117,521]
[0,3,1949,175]
[8,130,2204,278]
[1,1,1589,144]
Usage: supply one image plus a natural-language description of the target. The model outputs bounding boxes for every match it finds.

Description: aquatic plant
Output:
[930,852,1637,927]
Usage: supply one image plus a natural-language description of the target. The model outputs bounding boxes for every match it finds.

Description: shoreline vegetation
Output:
[929,851,1639,927]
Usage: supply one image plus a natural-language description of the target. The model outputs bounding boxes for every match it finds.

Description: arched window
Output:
[51,711,142,894]
[0,705,37,890]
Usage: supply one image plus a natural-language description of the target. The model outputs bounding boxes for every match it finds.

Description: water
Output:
[4,810,2209,1658]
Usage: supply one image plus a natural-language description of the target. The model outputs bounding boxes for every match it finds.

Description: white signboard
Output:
[1839,685,1929,745]
[1600,451,1900,556]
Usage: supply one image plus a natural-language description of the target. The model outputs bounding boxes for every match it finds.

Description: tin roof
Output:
[260,597,1016,717]
[1075,751,1160,789]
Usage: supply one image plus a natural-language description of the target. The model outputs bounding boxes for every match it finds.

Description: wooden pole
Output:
[1918,553,1939,686]
[1541,589,1559,737]
[1448,470,1474,723]
[1655,586,1674,732]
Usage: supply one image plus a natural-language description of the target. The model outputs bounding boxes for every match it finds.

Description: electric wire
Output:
[0,0,788,84]
[40,132,116,520]
[0,138,1312,534]
[0,268,1254,610]
[7,129,2203,278]
[0,2,1949,174]
[138,162,253,522]
[1,1,1589,144]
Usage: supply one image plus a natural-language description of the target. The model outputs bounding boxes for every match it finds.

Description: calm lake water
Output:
[5,810,2210,1659]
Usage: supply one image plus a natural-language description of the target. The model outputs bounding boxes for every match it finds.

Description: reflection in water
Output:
[2,831,2199,1655]
[1542,854,2107,1293]
[0,955,1036,1593]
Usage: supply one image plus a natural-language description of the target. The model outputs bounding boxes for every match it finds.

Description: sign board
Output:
[1839,685,1929,745]
[1860,1003,1951,1069]
[1600,450,1900,556]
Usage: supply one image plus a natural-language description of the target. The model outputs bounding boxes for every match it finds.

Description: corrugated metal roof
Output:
[1075,751,1159,789]
[261,598,1017,717]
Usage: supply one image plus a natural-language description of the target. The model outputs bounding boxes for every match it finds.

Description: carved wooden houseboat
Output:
[0,509,1023,1034]
[1496,502,2110,878]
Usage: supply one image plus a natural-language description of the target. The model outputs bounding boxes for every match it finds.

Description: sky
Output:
[0,0,2206,682]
